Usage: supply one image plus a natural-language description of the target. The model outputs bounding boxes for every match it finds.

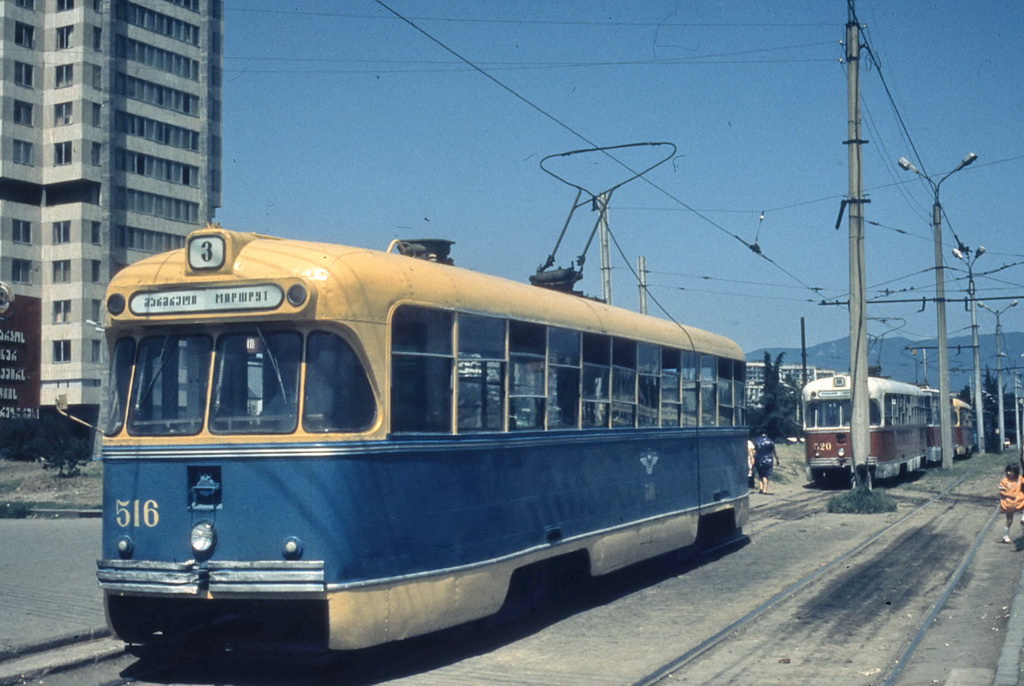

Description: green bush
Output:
[827,486,898,514]
[0,501,31,519]
[0,415,92,477]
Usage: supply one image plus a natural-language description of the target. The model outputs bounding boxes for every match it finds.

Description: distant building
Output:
[745,361,836,407]
[0,0,223,425]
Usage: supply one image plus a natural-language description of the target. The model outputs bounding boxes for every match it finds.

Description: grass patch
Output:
[827,486,898,514]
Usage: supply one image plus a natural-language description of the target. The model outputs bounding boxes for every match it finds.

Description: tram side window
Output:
[582,332,611,428]
[681,350,698,426]
[102,337,136,436]
[700,354,718,427]
[718,357,734,426]
[127,334,211,436]
[637,343,660,427]
[457,314,506,432]
[809,399,851,428]
[734,361,747,427]
[210,331,302,434]
[391,307,453,433]
[661,348,681,427]
[304,331,376,433]
[508,320,546,430]
[547,327,580,429]
[611,339,637,428]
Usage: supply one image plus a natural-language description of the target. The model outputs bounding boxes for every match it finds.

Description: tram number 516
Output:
[115,499,160,528]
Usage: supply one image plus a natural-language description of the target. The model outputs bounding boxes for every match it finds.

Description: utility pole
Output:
[637,256,648,315]
[597,191,612,305]
[845,8,870,488]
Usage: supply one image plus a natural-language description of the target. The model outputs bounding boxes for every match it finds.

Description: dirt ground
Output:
[0,458,103,509]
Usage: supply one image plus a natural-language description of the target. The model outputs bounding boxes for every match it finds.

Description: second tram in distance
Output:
[803,374,930,486]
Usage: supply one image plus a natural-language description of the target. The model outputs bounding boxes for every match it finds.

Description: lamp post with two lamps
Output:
[952,246,987,453]
[979,300,1017,452]
[897,152,978,467]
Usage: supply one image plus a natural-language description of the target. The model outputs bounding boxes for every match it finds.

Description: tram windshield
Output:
[108,328,375,437]
[805,399,882,428]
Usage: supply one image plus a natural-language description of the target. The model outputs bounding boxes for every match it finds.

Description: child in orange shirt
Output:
[998,463,1024,543]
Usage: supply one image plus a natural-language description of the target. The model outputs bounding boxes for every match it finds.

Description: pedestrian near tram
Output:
[999,463,1024,543]
[753,433,779,495]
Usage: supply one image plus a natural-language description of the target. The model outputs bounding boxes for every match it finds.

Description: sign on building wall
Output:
[0,288,41,419]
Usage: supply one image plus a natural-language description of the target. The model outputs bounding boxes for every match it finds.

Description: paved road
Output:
[0,518,107,658]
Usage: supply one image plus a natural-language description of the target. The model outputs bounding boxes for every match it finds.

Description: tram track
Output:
[633,469,997,685]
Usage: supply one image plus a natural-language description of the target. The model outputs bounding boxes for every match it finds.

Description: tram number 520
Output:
[812,442,834,452]
[115,499,160,528]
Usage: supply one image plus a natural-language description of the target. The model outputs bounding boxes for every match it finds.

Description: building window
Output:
[90,299,101,322]
[53,300,72,324]
[91,221,101,245]
[55,64,73,88]
[53,340,72,364]
[12,259,32,284]
[13,101,33,126]
[91,259,102,282]
[93,26,102,50]
[57,0,74,10]
[53,260,71,283]
[15,23,35,49]
[56,26,74,50]
[91,142,101,165]
[12,220,32,244]
[92,64,102,88]
[91,340,102,363]
[54,141,73,166]
[52,221,71,244]
[14,62,34,87]
[92,102,101,126]
[54,102,73,125]
[13,140,34,166]
[16,0,35,9]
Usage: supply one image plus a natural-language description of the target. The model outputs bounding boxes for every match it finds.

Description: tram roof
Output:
[109,227,742,359]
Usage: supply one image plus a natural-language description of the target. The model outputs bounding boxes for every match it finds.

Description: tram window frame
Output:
[303,330,376,433]
[457,314,506,433]
[102,337,136,436]
[681,350,698,426]
[508,320,546,431]
[699,354,718,427]
[733,360,747,427]
[611,338,638,428]
[582,332,611,428]
[547,327,581,430]
[127,333,211,436]
[209,330,302,435]
[391,306,454,434]
[660,347,681,427]
[636,343,660,427]
[717,356,734,426]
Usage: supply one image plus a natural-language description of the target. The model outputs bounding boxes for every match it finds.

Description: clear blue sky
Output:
[216,1,1024,382]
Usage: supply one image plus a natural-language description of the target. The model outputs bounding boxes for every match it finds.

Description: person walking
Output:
[753,432,779,495]
[998,462,1024,543]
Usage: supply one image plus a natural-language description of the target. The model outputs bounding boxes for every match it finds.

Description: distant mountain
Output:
[748,332,1024,392]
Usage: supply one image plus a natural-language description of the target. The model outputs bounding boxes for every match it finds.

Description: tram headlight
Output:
[286,283,307,307]
[282,536,303,560]
[190,521,216,556]
[837,448,846,457]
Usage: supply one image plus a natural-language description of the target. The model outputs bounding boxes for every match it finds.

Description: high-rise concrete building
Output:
[0,0,222,425]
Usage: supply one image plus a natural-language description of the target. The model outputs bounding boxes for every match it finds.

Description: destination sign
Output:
[130,284,284,315]
[816,390,851,398]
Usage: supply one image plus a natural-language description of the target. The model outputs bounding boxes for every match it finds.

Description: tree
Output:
[749,352,800,440]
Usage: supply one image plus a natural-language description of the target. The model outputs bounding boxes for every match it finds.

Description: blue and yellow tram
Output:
[96,226,749,650]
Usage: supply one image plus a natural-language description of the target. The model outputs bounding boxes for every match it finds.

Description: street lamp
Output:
[953,246,987,453]
[979,299,1018,452]
[897,152,978,468]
